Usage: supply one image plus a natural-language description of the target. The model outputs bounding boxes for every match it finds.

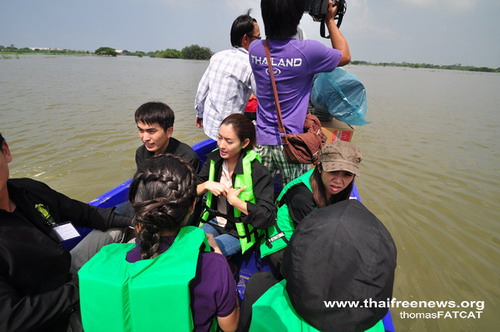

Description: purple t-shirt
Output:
[127,236,237,332]
[249,39,341,145]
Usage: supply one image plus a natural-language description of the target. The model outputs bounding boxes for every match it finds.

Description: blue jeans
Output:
[201,222,241,257]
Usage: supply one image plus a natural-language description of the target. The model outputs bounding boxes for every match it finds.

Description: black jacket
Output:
[135,137,200,172]
[0,178,131,332]
[197,150,276,237]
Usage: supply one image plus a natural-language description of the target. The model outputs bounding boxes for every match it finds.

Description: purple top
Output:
[249,39,341,145]
[127,236,237,332]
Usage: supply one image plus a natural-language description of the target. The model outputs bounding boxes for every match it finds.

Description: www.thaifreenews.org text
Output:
[323,298,484,319]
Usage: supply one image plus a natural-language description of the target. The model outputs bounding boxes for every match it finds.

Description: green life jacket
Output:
[260,169,314,258]
[201,149,261,254]
[78,226,212,332]
[250,280,385,332]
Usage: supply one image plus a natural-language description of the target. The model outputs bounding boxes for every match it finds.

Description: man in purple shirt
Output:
[249,0,351,185]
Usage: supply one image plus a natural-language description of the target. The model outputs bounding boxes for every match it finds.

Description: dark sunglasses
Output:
[247,34,262,40]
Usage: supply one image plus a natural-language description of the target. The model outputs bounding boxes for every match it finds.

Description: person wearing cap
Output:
[259,140,362,274]
[240,199,397,332]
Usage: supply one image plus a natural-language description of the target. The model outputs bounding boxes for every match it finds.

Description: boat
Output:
[69,137,395,332]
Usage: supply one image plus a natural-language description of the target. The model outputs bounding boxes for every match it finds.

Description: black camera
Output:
[305,0,347,28]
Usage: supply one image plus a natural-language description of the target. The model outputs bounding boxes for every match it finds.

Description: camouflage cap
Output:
[320,141,362,176]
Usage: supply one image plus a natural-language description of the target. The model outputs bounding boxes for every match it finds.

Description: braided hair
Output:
[128,154,197,259]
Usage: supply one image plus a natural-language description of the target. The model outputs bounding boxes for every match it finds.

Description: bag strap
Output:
[264,39,286,134]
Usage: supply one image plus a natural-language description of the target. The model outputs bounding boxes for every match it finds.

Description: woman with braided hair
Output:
[78,154,239,332]
[127,154,199,260]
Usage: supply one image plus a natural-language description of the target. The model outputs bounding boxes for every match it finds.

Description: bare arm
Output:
[326,0,351,66]
[217,301,240,332]
[226,187,249,215]
[206,233,223,255]
[197,181,228,197]
[195,117,203,128]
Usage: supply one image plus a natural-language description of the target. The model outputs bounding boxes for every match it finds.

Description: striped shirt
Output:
[195,47,255,140]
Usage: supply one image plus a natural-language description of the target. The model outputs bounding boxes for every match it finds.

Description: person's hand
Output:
[205,181,228,197]
[326,0,339,22]
[206,233,222,255]
[226,186,245,207]
[195,117,203,128]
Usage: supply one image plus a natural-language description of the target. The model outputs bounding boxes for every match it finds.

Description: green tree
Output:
[95,47,118,57]
[181,44,213,60]
[159,48,182,59]
[4,44,17,52]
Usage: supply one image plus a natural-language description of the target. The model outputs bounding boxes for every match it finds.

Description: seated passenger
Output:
[240,200,397,332]
[261,140,362,274]
[79,155,239,332]
[115,101,200,218]
[135,101,200,170]
[197,114,275,256]
[0,132,131,332]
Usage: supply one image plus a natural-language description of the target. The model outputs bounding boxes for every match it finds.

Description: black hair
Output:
[230,10,257,47]
[0,133,4,146]
[128,154,197,259]
[261,0,305,39]
[309,164,354,208]
[220,113,256,152]
[134,102,175,132]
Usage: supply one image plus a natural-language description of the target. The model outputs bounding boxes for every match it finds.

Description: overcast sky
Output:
[1,0,498,67]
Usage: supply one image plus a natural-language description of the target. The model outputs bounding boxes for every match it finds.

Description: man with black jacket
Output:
[0,133,131,331]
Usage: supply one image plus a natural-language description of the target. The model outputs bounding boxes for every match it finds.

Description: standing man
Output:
[249,0,351,185]
[194,11,261,140]
[0,133,131,331]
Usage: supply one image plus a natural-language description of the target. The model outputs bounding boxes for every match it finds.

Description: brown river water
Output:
[1,55,499,331]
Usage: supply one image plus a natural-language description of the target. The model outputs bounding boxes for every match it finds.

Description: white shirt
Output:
[194,47,255,140]
[215,161,232,227]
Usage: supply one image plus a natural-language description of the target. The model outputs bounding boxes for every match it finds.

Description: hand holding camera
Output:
[326,0,340,21]
[306,0,347,38]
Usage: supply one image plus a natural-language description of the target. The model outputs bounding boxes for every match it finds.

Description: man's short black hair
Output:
[261,0,305,39]
[230,10,257,47]
[134,102,175,132]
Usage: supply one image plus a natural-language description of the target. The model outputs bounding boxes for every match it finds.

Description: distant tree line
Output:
[147,45,213,60]
[93,44,213,60]
[351,60,500,73]
[0,44,90,55]
[0,44,213,60]
[2,44,497,71]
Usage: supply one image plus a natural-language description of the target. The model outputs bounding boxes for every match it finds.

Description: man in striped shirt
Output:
[194,11,261,140]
